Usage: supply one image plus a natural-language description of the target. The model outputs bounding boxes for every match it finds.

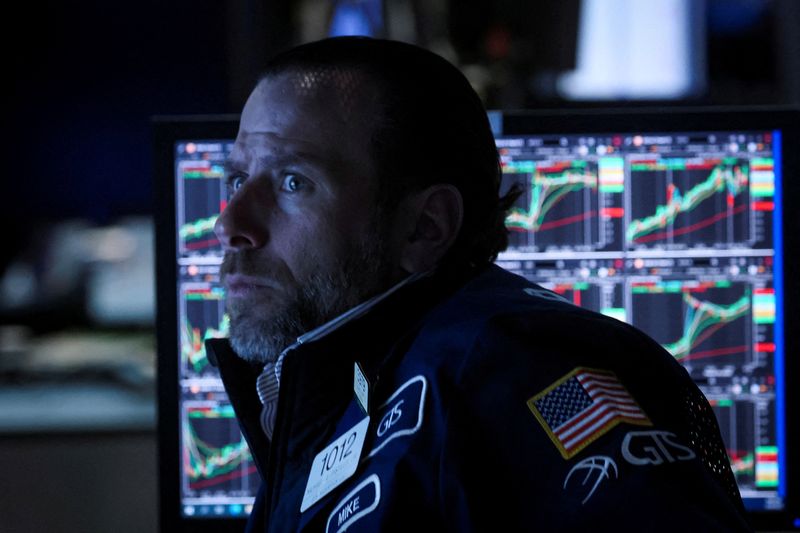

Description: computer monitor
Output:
[154,107,798,531]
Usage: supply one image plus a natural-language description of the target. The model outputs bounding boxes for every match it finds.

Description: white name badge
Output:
[301,416,371,512]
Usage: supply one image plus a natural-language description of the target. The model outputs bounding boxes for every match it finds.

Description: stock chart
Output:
[182,402,259,498]
[501,154,624,252]
[176,143,232,258]
[626,156,773,249]
[180,282,229,378]
[630,279,752,369]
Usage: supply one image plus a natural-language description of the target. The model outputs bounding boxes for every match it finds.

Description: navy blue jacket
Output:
[207,264,751,532]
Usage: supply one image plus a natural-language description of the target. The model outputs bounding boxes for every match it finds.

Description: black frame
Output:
[154,107,799,531]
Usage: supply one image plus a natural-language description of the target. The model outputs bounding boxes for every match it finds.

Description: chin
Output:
[229,330,285,364]
[227,307,303,364]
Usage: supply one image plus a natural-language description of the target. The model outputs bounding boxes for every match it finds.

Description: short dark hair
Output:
[259,37,519,268]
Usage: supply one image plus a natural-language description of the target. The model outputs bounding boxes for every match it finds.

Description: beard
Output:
[220,224,393,364]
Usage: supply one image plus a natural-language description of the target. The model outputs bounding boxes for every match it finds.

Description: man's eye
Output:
[228,174,246,192]
[280,173,307,193]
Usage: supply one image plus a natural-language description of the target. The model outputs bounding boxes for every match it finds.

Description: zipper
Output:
[263,344,298,529]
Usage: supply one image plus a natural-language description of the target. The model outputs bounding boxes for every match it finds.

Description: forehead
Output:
[233,70,380,171]
[280,65,365,115]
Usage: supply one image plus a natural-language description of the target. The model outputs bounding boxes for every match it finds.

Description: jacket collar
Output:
[271,270,431,385]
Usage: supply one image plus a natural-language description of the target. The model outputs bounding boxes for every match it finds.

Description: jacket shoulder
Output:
[418,265,675,383]
[420,268,750,530]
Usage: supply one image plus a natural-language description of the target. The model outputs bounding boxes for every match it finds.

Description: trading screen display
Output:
[173,129,785,517]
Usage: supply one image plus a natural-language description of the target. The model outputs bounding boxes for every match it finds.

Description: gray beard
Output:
[222,230,391,364]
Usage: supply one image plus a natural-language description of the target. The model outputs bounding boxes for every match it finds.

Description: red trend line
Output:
[537,210,597,231]
[672,321,729,361]
[690,322,729,349]
[189,465,258,490]
[682,345,748,362]
[634,204,746,244]
[185,237,220,250]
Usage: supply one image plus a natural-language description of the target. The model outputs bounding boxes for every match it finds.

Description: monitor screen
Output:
[155,108,798,531]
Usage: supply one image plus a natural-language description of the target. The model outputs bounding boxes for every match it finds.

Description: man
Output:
[207,37,751,531]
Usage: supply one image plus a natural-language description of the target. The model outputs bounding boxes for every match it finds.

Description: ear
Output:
[398,185,463,273]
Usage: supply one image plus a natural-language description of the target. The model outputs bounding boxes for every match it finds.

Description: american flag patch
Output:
[527,367,652,459]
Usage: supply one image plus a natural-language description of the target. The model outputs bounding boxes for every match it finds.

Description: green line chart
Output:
[180,214,221,253]
[627,158,749,246]
[631,280,752,370]
[501,159,620,251]
[664,290,750,361]
[180,215,218,241]
[181,314,230,375]
[730,451,755,477]
[183,404,257,493]
[505,163,598,232]
[180,284,228,378]
[178,163,227,254]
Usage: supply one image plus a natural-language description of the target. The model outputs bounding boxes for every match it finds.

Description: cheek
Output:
[271,211,348,274]
[269,191,377,275]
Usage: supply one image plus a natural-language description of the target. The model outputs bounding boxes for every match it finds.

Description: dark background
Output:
[4,0,799,271]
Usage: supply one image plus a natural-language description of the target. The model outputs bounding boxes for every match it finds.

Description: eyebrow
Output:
[224,151,334,175]
[223,158,245,174]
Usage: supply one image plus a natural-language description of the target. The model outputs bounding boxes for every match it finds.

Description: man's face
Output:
[214,70,396,363]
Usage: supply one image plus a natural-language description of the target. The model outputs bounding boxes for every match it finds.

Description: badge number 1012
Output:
[301,417,371,512]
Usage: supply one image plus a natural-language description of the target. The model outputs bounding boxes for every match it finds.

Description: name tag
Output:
[301,416,370,512]
[326,474,381,533]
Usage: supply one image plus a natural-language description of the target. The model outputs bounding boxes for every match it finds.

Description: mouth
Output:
[223,274,279,298]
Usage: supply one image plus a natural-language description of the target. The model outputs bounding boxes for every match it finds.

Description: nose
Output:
[214,186,269,251]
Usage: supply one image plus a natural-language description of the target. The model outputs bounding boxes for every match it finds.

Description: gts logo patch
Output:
[367,375,427,459]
